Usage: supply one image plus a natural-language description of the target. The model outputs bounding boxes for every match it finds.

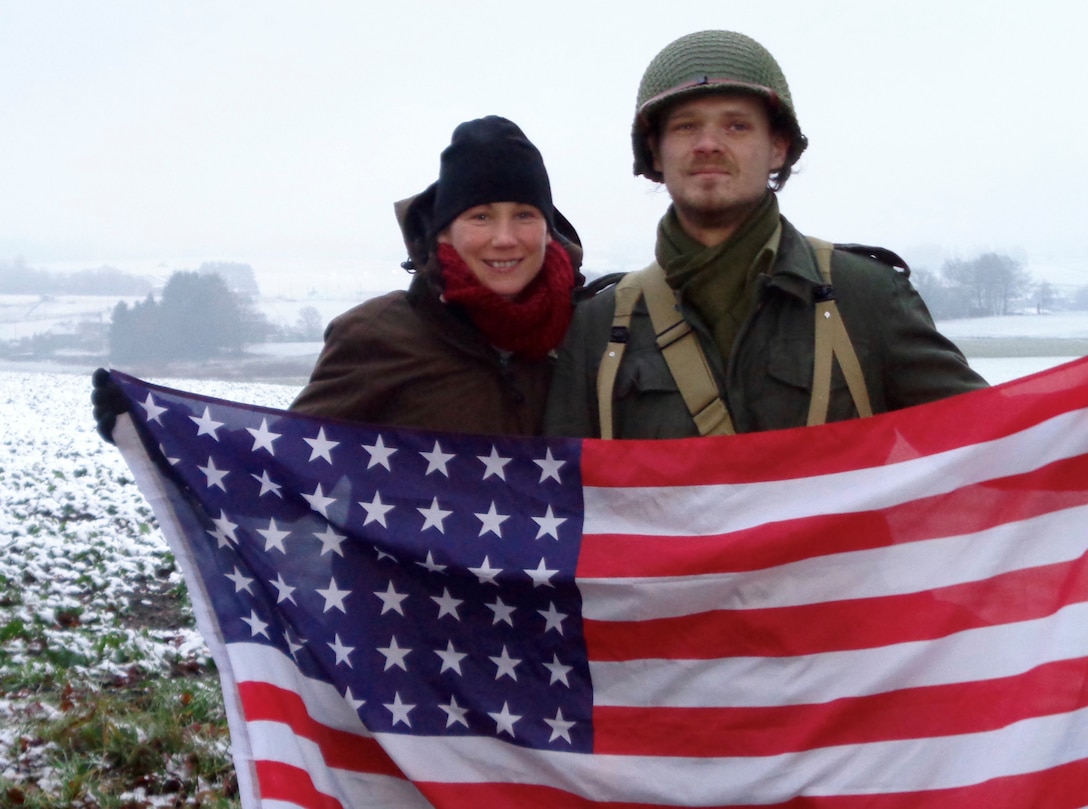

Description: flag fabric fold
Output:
[110,357,1088,808]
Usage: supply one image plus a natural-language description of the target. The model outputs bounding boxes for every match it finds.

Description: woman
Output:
[289,115,583,435]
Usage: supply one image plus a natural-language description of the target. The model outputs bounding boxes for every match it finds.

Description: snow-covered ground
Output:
[0,294,142,341]
[0,293,382,342]
[936,311,1088,383]
[966,356,1079,385]
[0,371,299,784]
[937,311,1088,339]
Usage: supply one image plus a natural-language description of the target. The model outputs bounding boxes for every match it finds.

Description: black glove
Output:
[91,367,129,445]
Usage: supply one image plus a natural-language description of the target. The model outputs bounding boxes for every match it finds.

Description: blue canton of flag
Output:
[116,373,592,752]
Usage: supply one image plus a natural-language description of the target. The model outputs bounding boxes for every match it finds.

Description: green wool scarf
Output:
[655,193,781,361]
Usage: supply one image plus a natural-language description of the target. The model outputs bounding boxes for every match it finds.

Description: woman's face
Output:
[438,202,551,299]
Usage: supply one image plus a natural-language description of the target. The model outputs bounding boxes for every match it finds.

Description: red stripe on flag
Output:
[584,555,1088,660]
[578,455,1088,579]
[417,779,666,808]
[580,358,1088,489]
[751,759,1088,809]
[254,760,344,809]
[414,757,1088,809]
[239,681,406,778]
[594,657,1088,757]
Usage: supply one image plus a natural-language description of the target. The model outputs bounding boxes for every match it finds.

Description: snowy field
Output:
[0,371,298,689]
[0,293,382,342]
[967,355,1079,385]
[937,311,1088,339]
[0,371,299,791]
[0,294,142,341]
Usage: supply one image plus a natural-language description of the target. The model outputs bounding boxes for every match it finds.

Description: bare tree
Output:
[198,261,260,298]
[1033,281,1058,313]
[910,267,974,320]
[296,306,325,341]
[941,253,1031,316]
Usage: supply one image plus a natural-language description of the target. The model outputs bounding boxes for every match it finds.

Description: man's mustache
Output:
[688,159,736,173]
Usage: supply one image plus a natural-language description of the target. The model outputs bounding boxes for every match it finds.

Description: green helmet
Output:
[632,30,808,184]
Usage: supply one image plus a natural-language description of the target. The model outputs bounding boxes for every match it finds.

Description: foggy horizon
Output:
[3,0,1087,298]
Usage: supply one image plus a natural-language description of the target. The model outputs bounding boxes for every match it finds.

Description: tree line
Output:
[0,257,263,298]
[909,252,1088,320]
[109,271,270,364]
[0,257,154,296]
[106,266,326,363]
[4,251,1086,364]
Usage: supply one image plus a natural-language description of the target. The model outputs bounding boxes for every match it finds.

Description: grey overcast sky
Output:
[2,0,1086,295]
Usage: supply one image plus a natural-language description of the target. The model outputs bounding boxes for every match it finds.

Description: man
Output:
[545,30,987,439]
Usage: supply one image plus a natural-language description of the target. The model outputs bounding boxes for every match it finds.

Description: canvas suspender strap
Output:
[639,263,736,437]
[806,238,873,425]
[596,278,642,440]
[597,265,736,440]
[596,237,873,438]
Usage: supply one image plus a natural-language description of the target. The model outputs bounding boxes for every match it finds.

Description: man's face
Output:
[650,93,789,245]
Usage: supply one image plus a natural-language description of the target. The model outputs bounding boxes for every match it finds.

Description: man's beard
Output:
[675,192,762,233]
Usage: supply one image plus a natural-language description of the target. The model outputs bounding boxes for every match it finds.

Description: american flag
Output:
[111,359,1088,809]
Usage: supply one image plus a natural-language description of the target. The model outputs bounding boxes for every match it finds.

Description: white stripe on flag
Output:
[593,601,1088,707]
[229,643,375,736]
[582,408,1088,537]
[580,504,1088,619]
[373,708,1088,804]
[247,719,427,808]
[228,642,1088,805]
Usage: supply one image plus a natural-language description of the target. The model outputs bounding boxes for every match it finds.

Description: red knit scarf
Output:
[438,240,575,360]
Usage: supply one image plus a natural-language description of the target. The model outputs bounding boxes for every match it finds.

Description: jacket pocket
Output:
[614,350,679,398]
[765,338,870,395]
[766,341,825,393]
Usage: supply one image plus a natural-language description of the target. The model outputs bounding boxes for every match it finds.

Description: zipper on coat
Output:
[496,353,526,405]
[720,273,776,431]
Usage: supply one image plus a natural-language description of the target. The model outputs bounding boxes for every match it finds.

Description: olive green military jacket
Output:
[544,218,987,439]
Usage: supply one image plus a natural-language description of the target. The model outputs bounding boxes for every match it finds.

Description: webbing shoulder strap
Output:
[640,265,736,437]
[597,266,735,439]
[596,277,642,440]
[806,238,873,425]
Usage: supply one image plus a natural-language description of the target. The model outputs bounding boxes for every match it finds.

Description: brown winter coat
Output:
[290,189,583,435]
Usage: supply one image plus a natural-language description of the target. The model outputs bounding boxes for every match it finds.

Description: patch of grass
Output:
[1,616,26,643]
[1,671,238,808]
[0,660,58,694]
